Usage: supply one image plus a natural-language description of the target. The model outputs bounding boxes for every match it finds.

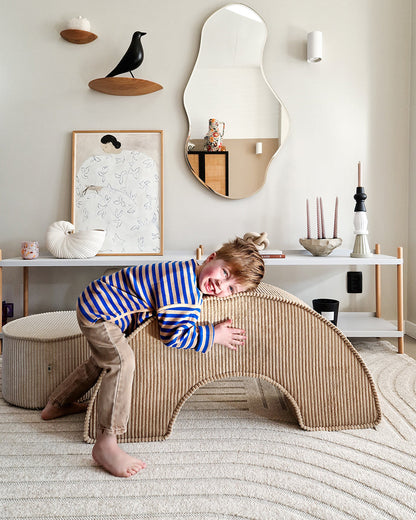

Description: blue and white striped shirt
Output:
[77,259,214,353]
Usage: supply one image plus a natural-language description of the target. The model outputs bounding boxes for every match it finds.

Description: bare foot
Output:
[92,431,146,478]
[41,401,88,420]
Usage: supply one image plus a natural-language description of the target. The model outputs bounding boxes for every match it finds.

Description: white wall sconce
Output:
[307,31,323,63]
[255,142,263,155]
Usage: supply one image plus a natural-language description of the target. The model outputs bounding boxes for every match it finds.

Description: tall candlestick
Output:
[316,197,321,238]
[333,196,339,238]
[351,182,372,258]
[320,197,326,238]
[306,199,311,239]
[358,161,362,187]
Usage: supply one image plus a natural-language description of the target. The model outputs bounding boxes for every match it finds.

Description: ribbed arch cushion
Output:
[85,282,381,443]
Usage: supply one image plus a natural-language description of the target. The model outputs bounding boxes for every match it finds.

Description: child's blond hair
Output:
[215,237,265,291]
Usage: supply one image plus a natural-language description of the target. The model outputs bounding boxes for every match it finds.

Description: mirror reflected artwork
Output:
[184,3,289,199]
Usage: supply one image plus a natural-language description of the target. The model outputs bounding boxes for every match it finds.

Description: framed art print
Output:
[71,130,163,255]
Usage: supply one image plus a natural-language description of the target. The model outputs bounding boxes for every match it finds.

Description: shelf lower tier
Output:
[336,312,403,337]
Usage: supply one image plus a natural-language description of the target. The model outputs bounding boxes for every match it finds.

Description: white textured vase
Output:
[46,221,105,259]
[67,16,91,32]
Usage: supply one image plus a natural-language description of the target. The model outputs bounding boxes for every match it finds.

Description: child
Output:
[41,237,264,477]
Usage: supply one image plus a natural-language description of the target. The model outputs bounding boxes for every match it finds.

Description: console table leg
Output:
[0,249,2,339]
[397,247,404,354]
[23,266,29,317]
[375,243,381,318]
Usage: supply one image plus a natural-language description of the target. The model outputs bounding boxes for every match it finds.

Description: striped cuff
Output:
[195,323,215,353]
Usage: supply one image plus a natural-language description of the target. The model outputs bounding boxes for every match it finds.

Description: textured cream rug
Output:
[1,340,416,520]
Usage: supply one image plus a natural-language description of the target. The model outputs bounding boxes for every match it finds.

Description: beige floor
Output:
[383,335,416,360]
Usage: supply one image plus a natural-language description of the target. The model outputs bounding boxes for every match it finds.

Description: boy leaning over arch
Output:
[42,236,265,477]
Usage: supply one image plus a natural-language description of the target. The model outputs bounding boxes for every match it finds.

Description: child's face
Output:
[197,253,247,297]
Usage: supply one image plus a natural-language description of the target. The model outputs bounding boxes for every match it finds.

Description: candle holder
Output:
[299,237,342,256]
[351,163,372,258]
[301,196,341,255]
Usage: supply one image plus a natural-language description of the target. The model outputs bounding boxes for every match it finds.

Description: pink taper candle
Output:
[320,197,326,238]
[358,161,362,187]
[333,196,339,238]
[316,197,321,238]
[306,199,311,239]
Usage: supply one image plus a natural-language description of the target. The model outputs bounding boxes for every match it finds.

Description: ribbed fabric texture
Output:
[2,311,91,409]
[85,282,381,443]
[3,310,81,340]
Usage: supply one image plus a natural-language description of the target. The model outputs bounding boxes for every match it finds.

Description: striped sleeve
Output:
[157,304,215,353]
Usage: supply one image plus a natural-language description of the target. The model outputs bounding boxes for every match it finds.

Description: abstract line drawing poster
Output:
[71,130,163,255]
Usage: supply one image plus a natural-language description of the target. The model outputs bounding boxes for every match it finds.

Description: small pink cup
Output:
[21,241,39,260]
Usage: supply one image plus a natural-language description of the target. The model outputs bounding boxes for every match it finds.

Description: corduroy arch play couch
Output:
[84,282,381,443]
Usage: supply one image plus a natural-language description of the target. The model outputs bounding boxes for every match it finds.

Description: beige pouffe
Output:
[2,311,91,409]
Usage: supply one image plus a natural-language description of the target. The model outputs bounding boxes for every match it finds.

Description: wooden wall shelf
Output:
[60,29,97,44]
[88,77,163,96]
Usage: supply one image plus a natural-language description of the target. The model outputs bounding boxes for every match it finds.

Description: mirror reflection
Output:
[184,4,289,199]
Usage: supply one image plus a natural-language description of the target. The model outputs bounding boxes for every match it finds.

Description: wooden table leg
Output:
[375,243,381,318]
[397,247,404,354]
[23,266,29,317]
[0,250,2,349]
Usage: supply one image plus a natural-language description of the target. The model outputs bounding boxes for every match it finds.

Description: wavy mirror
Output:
[184,3,289,199]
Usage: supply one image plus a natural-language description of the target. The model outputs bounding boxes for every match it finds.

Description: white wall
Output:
[0,0,411,321]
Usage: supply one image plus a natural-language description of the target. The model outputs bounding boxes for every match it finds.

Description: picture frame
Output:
[71,130,163,255]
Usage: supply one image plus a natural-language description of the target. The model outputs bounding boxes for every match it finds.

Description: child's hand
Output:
[214,319,246,350]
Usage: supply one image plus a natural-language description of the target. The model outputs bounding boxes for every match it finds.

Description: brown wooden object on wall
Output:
[60,29,97,44]
[88,78,163,96]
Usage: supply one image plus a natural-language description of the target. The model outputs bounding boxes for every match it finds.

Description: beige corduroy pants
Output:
[48,307,135,435]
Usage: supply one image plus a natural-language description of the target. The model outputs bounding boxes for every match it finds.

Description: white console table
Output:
[281,245,404,353]
[0,244,404,353]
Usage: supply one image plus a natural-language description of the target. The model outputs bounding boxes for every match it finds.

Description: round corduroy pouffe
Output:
[2,311,91,409]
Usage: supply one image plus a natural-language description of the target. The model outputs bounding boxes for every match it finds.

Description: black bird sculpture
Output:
[106,31,146,78]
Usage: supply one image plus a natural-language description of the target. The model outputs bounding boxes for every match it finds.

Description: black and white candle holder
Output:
[351,163,372,258]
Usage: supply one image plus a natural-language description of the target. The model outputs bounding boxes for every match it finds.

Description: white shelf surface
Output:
[278,249,401,266]
[336,312,402,337]
[0,251,189,267]
[0,248,402,267]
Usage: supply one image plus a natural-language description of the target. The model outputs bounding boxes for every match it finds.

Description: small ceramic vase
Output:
[204,118,225,151]
[21,241,39,260]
